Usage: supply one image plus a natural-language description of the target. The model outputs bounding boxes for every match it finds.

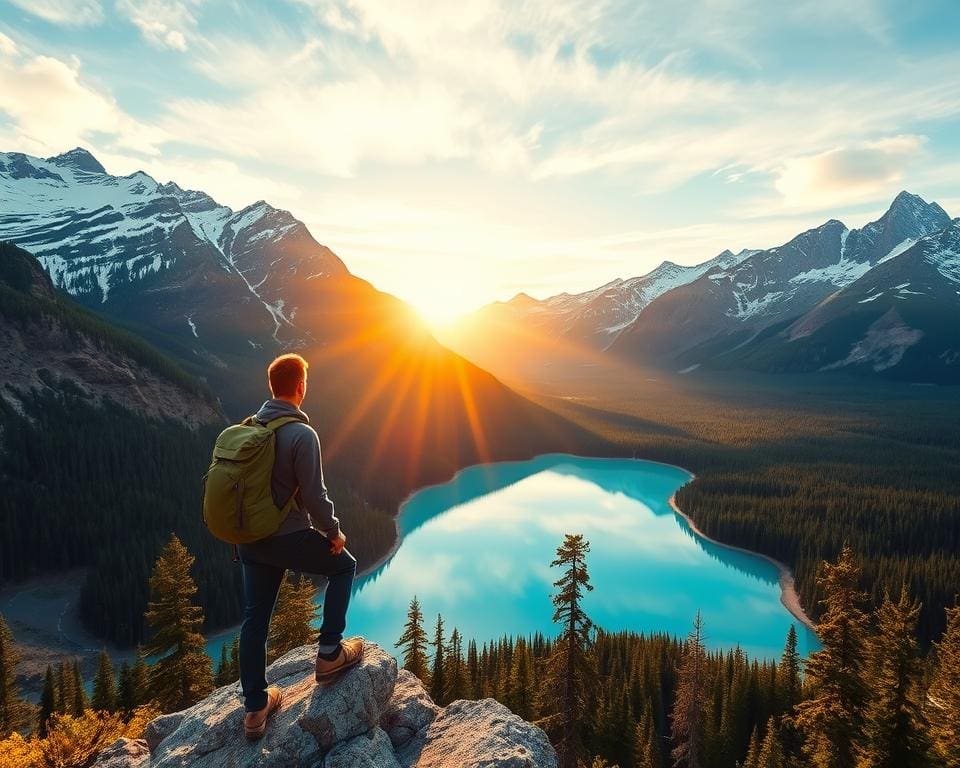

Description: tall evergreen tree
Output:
[267,574,318,663]
[777,625,803,762]
[215,643,231,686]
[229,636,241,681]
[671,612,708,768]
[396,596,430,683]
[756,718,785,768]
[507,636,535,721]
[55,662,71,715]
[117,661,135,717]
[927,601,960,767]
[91,649,118,712]
[537,534,595,768]
[143,534,213,712]
[0,614,26,734]
[130,646,150,708]
[857,589,928,768]
[71,659,88,716]
[430,614,446,705]
[795,546,868,768]
[38,665,56,738]
[633,705,661,768]
[445,627,470,703]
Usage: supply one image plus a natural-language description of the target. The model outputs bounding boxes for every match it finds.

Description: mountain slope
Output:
[440,248,753,380]
[609,192,952,367]
[722,219,960,382]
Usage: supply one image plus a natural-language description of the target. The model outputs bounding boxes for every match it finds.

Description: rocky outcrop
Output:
[93,641,556,768]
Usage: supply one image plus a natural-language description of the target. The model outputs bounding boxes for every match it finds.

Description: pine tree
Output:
[0,614,26,734]
[743,726,761,768]
[857,589,928,768]
[445,627,470,702]
[91,649,117,712]
[267,574,318,663]
[38,665,56,737]
[117,661,135,716]
[229,636,241,681]
[671,612,708,768]
[795,546,868,768]
[927,601,960,768]
[71,659,88,716]
[778,625,802,714]
[430,614,446,705]
[143,534,213,712]
[215,643,231,686]
[633,705,661,768]
[507,636,535,720]
[537,534,595,768]
[777,626,803,762]
[757,718,785,768]
[130,647,149,707]
[55,663,68,715]
[396,596,430,684]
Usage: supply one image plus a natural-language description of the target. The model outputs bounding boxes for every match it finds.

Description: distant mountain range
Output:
[444,191,960,384]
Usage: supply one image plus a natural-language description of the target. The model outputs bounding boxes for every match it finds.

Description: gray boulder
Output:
[379,670,440,748]
[397,698,557,768]
[323,727,400,768]
[91,737,150,768]
[150,640,397,768]
[93,641,557,768]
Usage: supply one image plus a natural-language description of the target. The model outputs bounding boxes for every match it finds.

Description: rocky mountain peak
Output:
[47,147,106,174]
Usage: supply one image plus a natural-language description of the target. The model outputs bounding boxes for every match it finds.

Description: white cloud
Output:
[115,0,198,51]
[0,39,165,157]
[774,135,927,209]
[0,32,17,57]
[6,0,103,26]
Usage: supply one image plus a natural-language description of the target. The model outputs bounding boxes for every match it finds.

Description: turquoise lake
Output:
[210,454,818,662]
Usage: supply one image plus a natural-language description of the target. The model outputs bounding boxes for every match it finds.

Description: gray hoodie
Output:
[254,398,341,540]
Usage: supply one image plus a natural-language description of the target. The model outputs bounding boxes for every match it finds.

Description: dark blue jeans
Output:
[237,528,357,711]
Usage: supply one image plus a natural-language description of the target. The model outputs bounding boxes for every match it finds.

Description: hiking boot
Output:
[243,686,282,740]
[315,637,364,686]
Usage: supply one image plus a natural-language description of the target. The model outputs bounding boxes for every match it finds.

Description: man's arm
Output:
[291,426,342,540]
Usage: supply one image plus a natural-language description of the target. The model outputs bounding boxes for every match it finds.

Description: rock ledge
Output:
[94,640,557,768]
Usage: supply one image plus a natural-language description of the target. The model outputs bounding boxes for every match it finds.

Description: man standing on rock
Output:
[238,353,363,740]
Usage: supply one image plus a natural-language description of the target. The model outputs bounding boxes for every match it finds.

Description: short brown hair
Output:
[268,353,308,397]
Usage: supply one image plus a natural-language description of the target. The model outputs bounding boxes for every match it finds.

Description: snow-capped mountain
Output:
[721,218,960,381]
[443,248,754,364]
[0,148,347,355]
[609,191,952,365]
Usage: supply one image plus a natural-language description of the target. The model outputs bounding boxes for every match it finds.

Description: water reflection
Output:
[344,455,819,661]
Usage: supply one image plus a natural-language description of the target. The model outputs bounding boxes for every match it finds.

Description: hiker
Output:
[231,353,362,739]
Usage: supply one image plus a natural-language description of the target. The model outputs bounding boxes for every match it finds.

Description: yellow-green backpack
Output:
[202,415,302,544]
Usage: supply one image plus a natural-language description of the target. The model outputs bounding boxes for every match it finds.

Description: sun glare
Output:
[405,287,479,329]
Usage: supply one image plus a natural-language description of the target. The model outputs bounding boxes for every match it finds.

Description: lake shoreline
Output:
[668,493,816,633]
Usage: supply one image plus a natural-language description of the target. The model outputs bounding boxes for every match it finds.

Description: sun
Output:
[403,286,478,330]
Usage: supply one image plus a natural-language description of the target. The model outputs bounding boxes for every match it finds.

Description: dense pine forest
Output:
[527,364,960,646]
[2,535,959,768]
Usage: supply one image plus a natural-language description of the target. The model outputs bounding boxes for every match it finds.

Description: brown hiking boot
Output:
[243,686,282,740]
[315,637,364,686]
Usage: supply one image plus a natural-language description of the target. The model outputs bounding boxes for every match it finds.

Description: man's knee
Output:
[336,550,357,576]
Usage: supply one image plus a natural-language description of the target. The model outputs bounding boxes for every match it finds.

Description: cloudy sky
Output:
[1,0,959,321]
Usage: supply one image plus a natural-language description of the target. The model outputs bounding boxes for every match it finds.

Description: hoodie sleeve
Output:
[291,425,341,540]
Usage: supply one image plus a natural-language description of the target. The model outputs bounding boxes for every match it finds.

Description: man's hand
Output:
[329,531,347,556]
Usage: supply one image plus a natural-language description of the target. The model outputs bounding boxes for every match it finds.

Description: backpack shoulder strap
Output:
[263,415,307,432]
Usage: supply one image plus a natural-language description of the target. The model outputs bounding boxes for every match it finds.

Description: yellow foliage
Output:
[0,731,41,768]
[0,706,160,768]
